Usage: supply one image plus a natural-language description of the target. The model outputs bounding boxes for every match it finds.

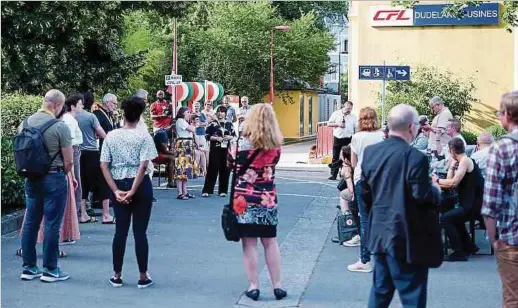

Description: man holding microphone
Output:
[327,101,357,180]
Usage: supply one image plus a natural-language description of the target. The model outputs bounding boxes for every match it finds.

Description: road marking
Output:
[278,193,338,199]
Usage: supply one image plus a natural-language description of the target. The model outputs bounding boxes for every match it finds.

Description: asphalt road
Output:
[1,168,502,308]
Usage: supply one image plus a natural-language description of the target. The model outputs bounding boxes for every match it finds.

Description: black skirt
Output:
[238,224,277,238]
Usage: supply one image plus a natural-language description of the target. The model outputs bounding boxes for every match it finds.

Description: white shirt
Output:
[328,111,357,139]
[62,113,83,146]
[429,107,453,152]
[470,146,491,178]
[440,134,467,158]
[351,131,385,184]
[176,118,192,138]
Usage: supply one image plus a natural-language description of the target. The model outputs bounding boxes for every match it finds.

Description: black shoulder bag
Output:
[221,139,261,242]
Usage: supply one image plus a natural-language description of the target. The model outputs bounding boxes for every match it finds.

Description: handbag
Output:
[221,138,261,242]
[337,178,347,191]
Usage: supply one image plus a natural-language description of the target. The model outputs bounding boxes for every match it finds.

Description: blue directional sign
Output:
[359,65,410,81]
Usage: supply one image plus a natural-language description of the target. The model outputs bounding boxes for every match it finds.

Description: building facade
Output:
[348,1,517,131]
[323,14,349,94]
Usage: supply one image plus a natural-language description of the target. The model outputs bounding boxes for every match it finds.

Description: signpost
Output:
[358,63,411,123]
[165,74,182,86]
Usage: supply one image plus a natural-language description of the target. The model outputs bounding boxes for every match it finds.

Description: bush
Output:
[379,66,479,121]
[486,124,507,140]
[1,94,42,211]
[1,94,42,139]
[1,139,25,210]
[461,131,478,145]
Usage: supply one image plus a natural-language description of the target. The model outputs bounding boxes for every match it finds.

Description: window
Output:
[299,95,305,137]
[343,39,349,54]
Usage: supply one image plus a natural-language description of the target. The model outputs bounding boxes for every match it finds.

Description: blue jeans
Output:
[21,172,68,270]
[368,254,429,308]
[111,176,153,273]
[355,179,371,264]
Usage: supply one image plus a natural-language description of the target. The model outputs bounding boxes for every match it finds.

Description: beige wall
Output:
[348,1,516,131]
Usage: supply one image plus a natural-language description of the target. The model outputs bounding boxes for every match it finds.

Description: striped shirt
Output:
[481,126,518,246]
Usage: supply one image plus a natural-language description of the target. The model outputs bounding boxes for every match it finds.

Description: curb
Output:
[1,209,24,235]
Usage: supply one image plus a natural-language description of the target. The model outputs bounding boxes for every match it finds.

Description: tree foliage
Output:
[392,1,518,32]
[380,66,478,121]
[176,2,334,103]
[1,1,189,95]
[273,1,348,27]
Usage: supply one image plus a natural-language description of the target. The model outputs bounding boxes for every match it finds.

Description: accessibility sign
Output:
[359,65,410,81]
[165,74,182,86]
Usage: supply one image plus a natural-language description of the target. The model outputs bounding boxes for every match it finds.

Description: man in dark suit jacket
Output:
[360,104,442,308]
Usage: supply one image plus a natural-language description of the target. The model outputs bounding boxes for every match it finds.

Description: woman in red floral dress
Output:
[232,103,287,301]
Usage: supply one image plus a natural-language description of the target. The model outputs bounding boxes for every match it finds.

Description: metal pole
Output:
[381,60,386,124]
[270,29,274,105]
[172,18,177,117]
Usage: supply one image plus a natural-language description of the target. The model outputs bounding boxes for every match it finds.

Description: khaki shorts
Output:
[340,189,354,202]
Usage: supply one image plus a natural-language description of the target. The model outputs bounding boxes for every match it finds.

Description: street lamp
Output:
[270,25,290,104]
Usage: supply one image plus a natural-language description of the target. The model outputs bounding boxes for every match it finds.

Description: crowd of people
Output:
[12,86,517,306]
[15,88,289,299]
[328,91,518,307]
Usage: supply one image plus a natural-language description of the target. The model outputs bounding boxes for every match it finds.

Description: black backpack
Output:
[14,118,61,178]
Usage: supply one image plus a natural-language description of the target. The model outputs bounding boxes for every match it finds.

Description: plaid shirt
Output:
[481,127,518,246]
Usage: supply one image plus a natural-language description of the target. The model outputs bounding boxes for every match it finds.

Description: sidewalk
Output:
[278,141,328,170]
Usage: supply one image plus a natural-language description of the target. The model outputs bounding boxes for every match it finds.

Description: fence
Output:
[316,121,334,158]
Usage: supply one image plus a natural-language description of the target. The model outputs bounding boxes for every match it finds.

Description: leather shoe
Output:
[245,289,260,301]
[274,288,287,300]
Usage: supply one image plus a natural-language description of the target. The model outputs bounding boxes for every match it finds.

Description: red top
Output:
[150,100,172,128]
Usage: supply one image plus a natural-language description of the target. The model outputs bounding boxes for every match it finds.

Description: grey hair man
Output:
[237,96,251,134]
[428,96,453,154]
[470,131,494,178]
[360,104,442,307]
[19,89,74,282]
[135,89,149,104]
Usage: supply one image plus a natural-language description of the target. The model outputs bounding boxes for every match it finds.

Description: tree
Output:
[272,1,349,27]
[340,72,348,101]
[379,66,478,121]
[1,1,189,95]
[392,1,518,32]
[181,2,334,103]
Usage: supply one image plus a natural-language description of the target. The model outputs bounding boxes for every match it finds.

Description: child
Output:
[339,145,354,212]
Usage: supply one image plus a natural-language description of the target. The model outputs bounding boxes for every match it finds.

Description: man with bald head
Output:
[359,104,442,307]
[470,131,494,178]
[18,90,73,282]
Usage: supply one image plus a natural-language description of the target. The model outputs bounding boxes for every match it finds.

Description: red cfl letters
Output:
[373,10,410,21]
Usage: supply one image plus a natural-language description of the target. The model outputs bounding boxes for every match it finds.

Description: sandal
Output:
[102,218,116,225]
[177,195,189,200]
[201,193,209,198]
[16,248,22,257]
[186,193,196,199]
[79,217,98,224]
[58,250,67,258]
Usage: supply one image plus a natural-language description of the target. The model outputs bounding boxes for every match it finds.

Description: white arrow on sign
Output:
[396,70,407,77]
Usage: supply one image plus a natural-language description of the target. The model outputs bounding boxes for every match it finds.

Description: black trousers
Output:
[111,177,153,273]
[368,254,429,308]
[202,147,230,195]
[330,136,352,177]
[440,207,473,252]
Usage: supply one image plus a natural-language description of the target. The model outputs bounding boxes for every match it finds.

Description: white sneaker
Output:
[343,235,361,247]
[347,260,373,273]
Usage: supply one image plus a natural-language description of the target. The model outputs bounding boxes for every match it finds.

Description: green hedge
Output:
[1,94,42,211]
[460,131,477,145]
[486,124,507,140]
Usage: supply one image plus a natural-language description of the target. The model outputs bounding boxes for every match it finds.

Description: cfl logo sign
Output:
[373,10,410,21]
[370,6,414,27]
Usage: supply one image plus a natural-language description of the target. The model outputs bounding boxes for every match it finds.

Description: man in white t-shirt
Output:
[470,131,494,178]
[440,119,467,160]
[327,101,357,180]
[429,96,453,154]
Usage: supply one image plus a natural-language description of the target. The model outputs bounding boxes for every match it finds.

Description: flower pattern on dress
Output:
[233,196,248,215]
[232,145,281,226]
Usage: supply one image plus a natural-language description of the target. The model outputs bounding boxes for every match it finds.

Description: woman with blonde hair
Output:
[346,107,384,273]
[232,103,287,301]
